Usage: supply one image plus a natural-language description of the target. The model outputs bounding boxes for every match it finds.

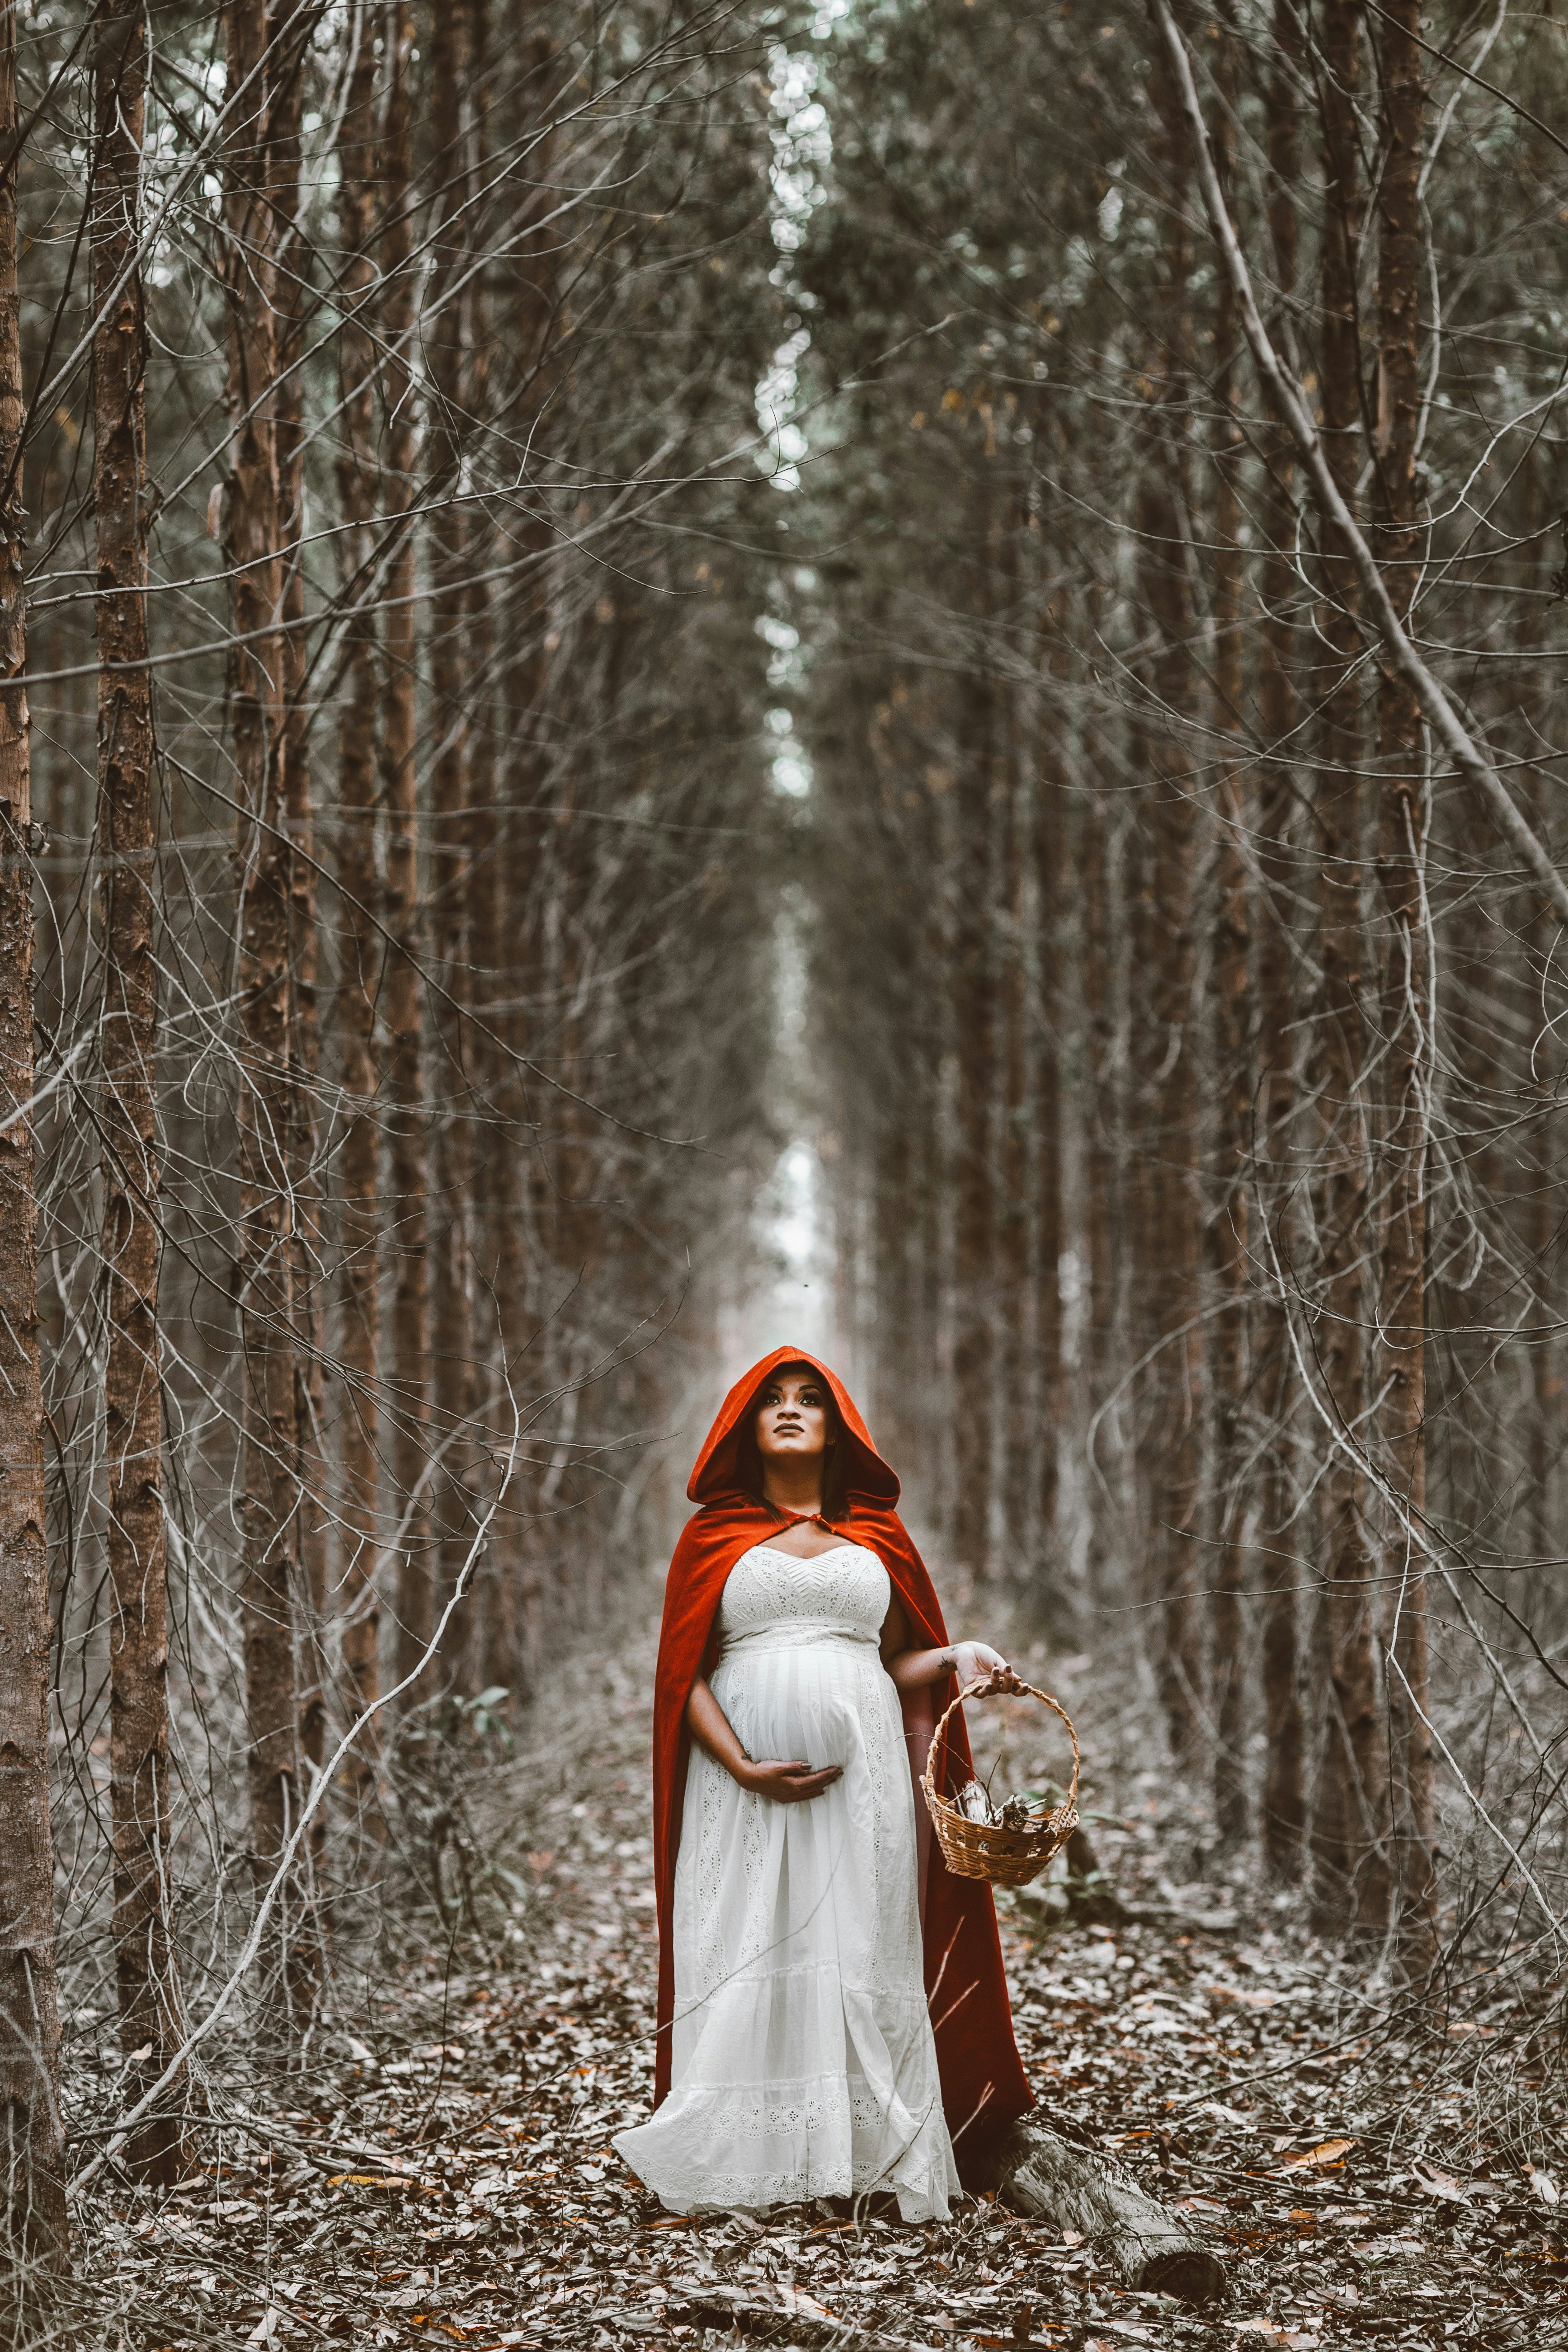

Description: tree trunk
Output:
[1208,13,1250,1849]
[1307,0,1386,1940]
[952,516,997,1576]
[272,0,327,2003]
[994,530,1031,1573]
[1077,611,1124,1589]
[1029,570,1066,1596]
[94,0,182,2183]
[489,563,551,1705]
[381,0,433,1700]
[484,99,559,1698]
[224,0,301,2015]
[453,0,500,1692]
[1257,0,1306,1880]
[425,0,476,1692]
[0,0,68,2263]
[1373,0,1436,1968]
[1143,44,1203,1771]
[335,0,384,1821]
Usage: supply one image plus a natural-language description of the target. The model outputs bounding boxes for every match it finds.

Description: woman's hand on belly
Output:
[739,1757,844,1804]
[686,1673,843,1802]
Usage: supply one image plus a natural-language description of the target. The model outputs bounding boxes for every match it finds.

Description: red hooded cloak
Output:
[649,1347,1032,2158]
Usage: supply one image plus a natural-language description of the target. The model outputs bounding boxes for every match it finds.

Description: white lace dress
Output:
[615,1542,959,2220]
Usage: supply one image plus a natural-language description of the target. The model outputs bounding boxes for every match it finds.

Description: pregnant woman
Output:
[614,1349,1032,2220]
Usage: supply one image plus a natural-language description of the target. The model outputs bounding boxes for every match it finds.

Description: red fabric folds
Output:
[649,1346,1032,2154]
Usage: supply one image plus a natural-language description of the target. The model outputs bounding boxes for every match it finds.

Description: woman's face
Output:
[753,1367,832,1468]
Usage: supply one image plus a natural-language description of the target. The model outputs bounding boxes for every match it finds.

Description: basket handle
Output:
[922,1674,1082,1816]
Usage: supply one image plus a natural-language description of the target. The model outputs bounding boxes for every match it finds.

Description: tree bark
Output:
[1305,0,1385,1939]
[424,0,476,1691]
[1372,0,1435,1966]
[979,2121,1224,2303]
[1257,0,1306,1880]
[94,0,182,2182]
[452,0,503,1690]
[1078,600,1125,1589]
[1208,10,1250,1849]
[381,0,434,1700]
[271,0,328,2001]
[1029,566,1066,1593]
[1143,43,1203,1771]
[224,0,301,2015]
[0,0,68,2262]
[484,83,559,1697]
[334,0,384,1830]
[995,521,1031,1572]
[952,644,996,1576]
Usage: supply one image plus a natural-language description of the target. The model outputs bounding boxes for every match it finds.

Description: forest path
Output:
[70,1605,1559,2352]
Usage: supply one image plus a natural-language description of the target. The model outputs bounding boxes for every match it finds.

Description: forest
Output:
[0,0,1564,2343]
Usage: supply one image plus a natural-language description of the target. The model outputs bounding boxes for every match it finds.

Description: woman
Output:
[614,1348,1033,2221]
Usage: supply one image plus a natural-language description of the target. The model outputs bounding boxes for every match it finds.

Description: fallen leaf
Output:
[1412,2160,1471,2203]
[1279,2139,1356,2171]
[777,2284,843,2324]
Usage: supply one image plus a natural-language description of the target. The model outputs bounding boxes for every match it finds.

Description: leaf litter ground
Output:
[63,1614,1567,2352]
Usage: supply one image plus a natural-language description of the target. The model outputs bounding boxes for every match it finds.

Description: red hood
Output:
[687,1345,901,1507]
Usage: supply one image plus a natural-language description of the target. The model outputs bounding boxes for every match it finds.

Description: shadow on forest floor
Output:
[42,1597,1568,2352]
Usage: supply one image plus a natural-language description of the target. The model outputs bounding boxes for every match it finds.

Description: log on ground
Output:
[972,2120,1225,2304]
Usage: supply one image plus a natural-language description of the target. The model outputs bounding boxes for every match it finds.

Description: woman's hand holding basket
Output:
[950,1641,1027,1697]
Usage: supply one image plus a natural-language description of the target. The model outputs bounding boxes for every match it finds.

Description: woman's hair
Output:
[735,1364,852,1522]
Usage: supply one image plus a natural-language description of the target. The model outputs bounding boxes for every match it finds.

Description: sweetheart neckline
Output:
[744,1540,880,1566]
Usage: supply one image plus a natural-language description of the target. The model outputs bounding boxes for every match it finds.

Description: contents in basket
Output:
[955,1780,1036,1833]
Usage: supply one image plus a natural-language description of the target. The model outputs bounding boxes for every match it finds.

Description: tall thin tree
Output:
[334,0,384,1825]
[1373,0,1436,1961]
[1307,0,1385,1936]
[1143,40,1204,1769]
[1208,7,1251,1847]
[223,0,301,2000]
[1256,0,1306,1877]
[426,0,477,1660]
[94,0,182,2178]
[952,478,999,1574]
[271,0,329,1986]
[381,0,433,1696]
[0,0,67,2262]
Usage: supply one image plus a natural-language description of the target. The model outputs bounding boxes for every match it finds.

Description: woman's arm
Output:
[685,1677,843,1804]
[878,1593,1026,1695]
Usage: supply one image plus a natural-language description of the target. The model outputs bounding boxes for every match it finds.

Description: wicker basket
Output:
[922,1675,1081,1888]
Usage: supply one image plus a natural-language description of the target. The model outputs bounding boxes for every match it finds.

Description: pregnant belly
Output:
[713,1642,887,1770]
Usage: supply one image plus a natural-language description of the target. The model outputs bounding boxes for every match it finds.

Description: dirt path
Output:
[66,1611,1564,2351]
